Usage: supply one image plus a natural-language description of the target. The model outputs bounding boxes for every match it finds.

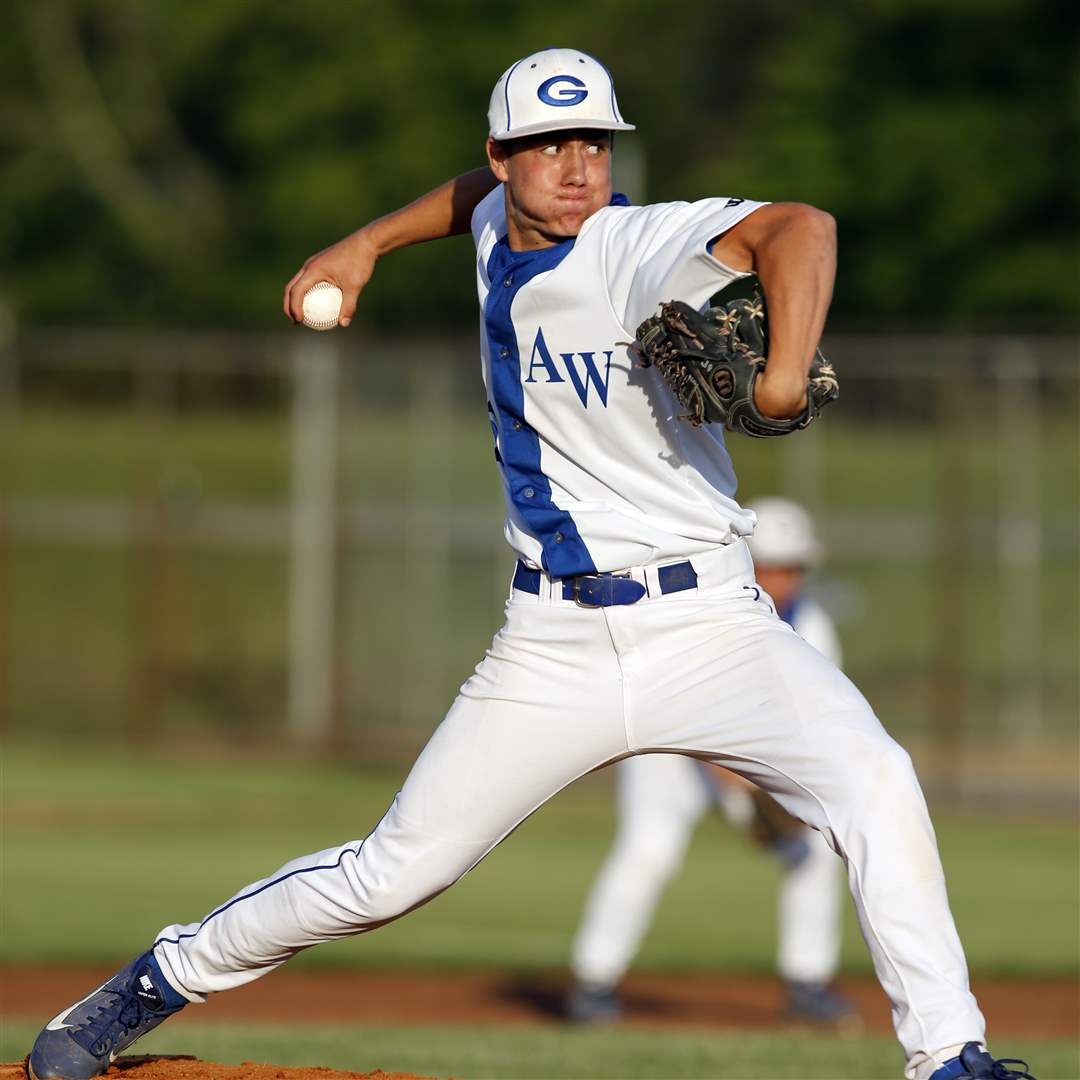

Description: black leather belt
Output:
[512,559,698,608]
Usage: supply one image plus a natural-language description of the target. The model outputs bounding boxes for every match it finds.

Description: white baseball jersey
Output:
[471,186,767,577]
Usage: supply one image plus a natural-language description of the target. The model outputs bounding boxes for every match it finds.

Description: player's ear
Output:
[486,137,511,183]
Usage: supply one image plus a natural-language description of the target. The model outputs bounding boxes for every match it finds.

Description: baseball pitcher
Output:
[29,48,1034,1080]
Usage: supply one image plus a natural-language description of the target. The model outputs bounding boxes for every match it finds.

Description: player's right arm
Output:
[283,167,498,327]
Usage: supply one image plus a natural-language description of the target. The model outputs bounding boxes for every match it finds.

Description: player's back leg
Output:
[30,596,633,1077]
[151,598,631,998]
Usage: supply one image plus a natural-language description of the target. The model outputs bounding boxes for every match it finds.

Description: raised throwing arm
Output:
[283,167,499,327]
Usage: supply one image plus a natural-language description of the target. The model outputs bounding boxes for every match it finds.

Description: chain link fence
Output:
[2,328,1077,809]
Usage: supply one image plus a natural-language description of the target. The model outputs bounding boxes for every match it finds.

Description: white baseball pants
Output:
[154,541,984,1079]
[570,753,843,989]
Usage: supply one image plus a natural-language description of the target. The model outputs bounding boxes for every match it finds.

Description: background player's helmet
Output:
[488,48,636,141]
[746,497,823,569]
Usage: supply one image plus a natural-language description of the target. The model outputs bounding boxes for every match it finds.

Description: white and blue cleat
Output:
[27,950,187,1079]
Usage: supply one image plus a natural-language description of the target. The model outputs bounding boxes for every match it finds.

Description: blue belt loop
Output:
[512,561,542,595]
[513,559,698,607]
[658,561,698,595]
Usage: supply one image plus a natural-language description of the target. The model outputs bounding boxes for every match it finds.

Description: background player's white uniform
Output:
[34,49,998,1080]
[569,597,847,1013]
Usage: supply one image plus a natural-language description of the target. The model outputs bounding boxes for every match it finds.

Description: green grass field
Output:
[3,744,1078,975]
[3,743,1078,1078]
[2,1019,1078,1080]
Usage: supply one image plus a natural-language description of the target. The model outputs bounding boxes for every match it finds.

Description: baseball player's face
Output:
[754,564,806,611]
[486,130,612,249]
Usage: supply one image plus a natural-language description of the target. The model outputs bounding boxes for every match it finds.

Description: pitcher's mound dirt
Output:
[5,1062,434,1080]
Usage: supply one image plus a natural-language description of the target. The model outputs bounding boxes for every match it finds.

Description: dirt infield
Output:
[4,966,1076,1079]
[2,1065,431,1080]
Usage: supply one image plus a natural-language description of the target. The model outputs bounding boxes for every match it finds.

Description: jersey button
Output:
[523,487,534,499]
[503,276,513,287]
[554,532,564,544]
[499,348,509,359]
[512,420,522,431]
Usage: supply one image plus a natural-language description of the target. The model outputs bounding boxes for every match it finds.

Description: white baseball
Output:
[302,281,344,331]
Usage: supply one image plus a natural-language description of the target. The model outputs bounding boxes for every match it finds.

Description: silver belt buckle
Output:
[572,576,601,608]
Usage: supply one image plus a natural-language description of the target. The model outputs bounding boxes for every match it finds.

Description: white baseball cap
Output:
[488,48,635,141]
[746,497,823,568]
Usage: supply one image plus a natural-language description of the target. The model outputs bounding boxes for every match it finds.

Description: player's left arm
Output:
[709,202,837,419]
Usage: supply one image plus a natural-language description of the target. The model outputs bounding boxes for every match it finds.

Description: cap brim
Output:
[491,118,636,140]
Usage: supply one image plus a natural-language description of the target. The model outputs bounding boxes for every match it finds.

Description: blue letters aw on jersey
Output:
[526,327,614,407]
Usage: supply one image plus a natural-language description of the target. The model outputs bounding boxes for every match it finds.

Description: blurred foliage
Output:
[0,0,1076,330]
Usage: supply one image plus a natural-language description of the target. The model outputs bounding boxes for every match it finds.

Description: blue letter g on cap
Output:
[537,75,588,107]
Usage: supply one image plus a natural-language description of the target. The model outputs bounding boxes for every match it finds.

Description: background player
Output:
[28,47,1034,1080]
[566,497,856,1028]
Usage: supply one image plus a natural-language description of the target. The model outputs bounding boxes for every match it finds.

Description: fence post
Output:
[994,341,1043,738]
[0,325,16,736]
[130,352,170,742]
[932,347,970,752]
[288,336,340,744]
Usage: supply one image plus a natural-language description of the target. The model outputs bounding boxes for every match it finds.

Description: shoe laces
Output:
[980,1055,1035,1080]
[989,1059,1034,1080]
[70,986,155,1058]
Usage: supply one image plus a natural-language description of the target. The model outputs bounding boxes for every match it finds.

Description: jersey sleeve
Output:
[603,197,768,333]
[471,184,506,246]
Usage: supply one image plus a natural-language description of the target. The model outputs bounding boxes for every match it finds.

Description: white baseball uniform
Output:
[153,186,984,1080]
[570,596,845,992]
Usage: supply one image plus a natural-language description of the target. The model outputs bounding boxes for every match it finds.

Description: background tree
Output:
[0,0,1075,329]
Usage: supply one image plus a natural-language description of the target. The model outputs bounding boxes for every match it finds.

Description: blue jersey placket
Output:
[484,235,597,577]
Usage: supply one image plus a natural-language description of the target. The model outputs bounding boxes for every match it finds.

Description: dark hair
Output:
[496,129,612,155]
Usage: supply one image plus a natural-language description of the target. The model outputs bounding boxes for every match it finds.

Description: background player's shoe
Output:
[928,1042,1035,1079]
[564,983,622,1024]
[28,949,188,1079]
[783,979,860,1028]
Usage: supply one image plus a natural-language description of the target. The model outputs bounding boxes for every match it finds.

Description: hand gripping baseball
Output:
[283,228,379,328]
[634,293,839,437]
